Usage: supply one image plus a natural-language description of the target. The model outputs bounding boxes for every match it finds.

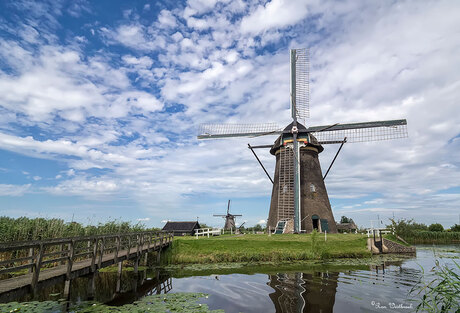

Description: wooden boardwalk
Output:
[0,231,173,298]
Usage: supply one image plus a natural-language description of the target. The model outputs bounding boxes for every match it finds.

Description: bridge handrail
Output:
[0,231,173,291]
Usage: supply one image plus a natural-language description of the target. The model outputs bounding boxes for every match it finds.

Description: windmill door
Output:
[320,219,329,232]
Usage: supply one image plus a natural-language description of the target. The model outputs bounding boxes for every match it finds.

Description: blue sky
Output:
[0,0,459,229]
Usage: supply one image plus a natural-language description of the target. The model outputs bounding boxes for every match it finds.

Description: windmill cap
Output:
[270,121,324,155]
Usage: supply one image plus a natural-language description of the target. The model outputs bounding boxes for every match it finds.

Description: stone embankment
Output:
[382,238,416,253]
[368,237,416,254]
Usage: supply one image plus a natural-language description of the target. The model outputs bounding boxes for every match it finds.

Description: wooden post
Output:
[28,247,34,273]
[88,272,96,300]
[146,233,151,251]
[134,234,140,275]
[63,279,71,299]
[98,237,105,269]
[91,238,98,272]
[127,235,132,258]
[60,243,67,265]
[31,243,44,293]
[64,240,74,300]
[134,257,139,274]
[114,236,120,263]
[136,234,140,258]
[156,250,161,263]
[116,260,122,293]
[66,240,75,280]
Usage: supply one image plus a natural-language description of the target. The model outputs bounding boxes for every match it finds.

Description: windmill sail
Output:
[291,48,310,122]
[197,123,282,139]
[308,119,408,144]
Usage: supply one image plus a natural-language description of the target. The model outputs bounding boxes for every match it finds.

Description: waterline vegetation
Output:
[389,218,460,244]
[410,260,460,313]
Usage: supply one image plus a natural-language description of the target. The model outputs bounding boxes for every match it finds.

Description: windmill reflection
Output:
[268,272,338,313]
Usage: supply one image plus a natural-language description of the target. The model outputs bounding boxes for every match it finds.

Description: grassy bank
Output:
[167,233,371,264]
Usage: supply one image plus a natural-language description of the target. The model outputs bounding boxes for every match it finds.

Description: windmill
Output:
[198,48,408,234]
[213,200,242,230]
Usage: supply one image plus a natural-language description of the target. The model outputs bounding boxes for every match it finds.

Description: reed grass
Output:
[404,231,460,244]
[410,260,460,312]
[0,216,151,242]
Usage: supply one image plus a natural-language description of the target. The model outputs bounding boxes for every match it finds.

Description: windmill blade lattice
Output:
[198,123,282,139]
[291,48,310,122]
[309,119,408,144]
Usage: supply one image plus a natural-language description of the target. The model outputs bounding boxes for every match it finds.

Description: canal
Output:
[1,244,458,312]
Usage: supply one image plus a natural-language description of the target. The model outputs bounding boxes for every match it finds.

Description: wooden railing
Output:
[0,231,173,292]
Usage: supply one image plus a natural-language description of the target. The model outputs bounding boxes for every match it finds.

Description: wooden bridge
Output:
[0,231,173,299]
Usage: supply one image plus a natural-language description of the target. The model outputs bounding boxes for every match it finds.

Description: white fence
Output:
[195,228,223,238]
[366,228,393,238]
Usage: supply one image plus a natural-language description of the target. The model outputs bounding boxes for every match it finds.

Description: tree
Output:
[199,223,211,229]
[340,216,354,224]
[253,224,263,231]
[429,223,444,232]
[389,218,428,237]
[450,224,460,232]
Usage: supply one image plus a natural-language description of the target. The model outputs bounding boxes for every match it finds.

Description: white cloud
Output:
[240,0,309,34]
[157,10,177,28]
[0,184,31,196]
[137,217,150,221]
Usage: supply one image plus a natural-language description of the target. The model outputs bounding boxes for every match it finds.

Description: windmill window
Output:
[310,184,316,192]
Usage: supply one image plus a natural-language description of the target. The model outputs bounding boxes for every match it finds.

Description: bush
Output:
[428,223,444,232]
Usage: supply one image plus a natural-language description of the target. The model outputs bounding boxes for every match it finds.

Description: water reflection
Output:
[268,272,338,313]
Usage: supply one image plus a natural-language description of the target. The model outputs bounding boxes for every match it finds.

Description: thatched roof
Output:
[162,221,200,232]
[336,222,357,231]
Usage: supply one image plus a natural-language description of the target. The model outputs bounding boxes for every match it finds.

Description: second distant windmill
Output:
[214,200,242,231]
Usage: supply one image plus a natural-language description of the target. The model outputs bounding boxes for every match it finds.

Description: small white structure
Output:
[366,228,392,238]
[195,228,222,238]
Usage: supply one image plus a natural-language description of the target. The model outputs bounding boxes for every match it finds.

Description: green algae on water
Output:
[0,293,223,313]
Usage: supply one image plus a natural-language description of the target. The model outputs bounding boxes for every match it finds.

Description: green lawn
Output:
[168,233,370,264]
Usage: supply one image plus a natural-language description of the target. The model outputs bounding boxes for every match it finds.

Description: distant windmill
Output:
[199,48,408,234]
[213,200,242,230]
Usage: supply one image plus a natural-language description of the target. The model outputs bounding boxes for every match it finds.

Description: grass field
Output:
[168,233,371,264]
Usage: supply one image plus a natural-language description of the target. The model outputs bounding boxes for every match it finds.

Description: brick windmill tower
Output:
[198,48,408,234]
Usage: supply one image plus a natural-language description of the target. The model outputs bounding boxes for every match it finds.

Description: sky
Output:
[0,0,459,229]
